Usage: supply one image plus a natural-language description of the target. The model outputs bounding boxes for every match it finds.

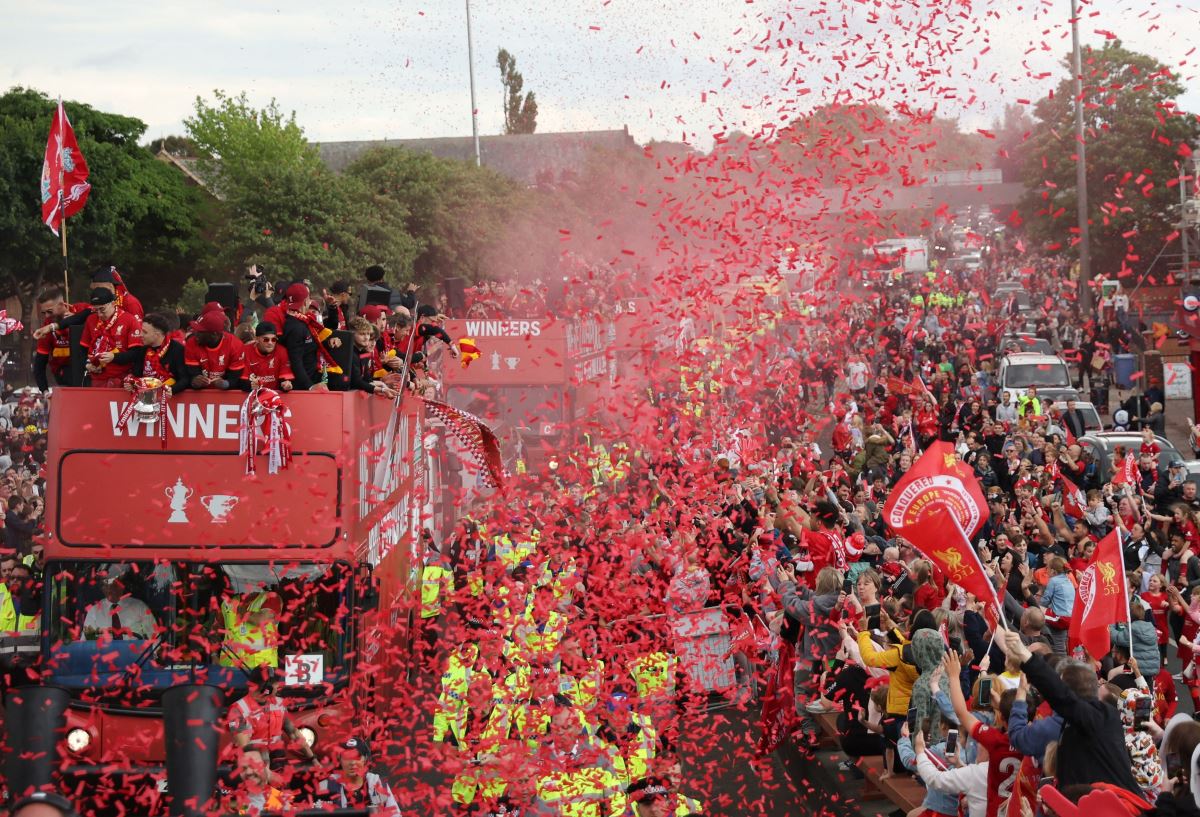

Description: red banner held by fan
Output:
[1060,473,1087,520]
[882,441,1001,618]
[1068,529,1130,661]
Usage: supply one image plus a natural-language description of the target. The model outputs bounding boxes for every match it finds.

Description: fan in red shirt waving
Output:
[239,322,294,392]
[184,305,244,390]
[80,287,143,387]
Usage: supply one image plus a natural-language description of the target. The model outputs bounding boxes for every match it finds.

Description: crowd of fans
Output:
[7,237,1200,817]
[560,250,1198,817]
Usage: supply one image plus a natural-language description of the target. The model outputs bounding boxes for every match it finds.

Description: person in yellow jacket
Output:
[0,562,40,668]
[626,775,705,817]
[557,630,605,717]
[520,583,570,661]
[417,533,453,667]
[596,689,662,786]
[855,619,918,751]
[219,591,281,669]
[1017,386,1043,418]
[432,628,503,746]
[420,534,454,620]
[533,704,627,816]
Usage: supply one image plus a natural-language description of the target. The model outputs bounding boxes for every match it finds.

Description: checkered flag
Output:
[420,397,508,488]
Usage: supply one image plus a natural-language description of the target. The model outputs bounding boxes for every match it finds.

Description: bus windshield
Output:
[44,560,353,701]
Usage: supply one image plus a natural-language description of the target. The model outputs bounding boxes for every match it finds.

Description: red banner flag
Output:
[1059,473,1087,520]
[886,375,932,401]
[41,99,91,236]
[1110,450,1137,486]
[883,441,1000,613]
[1069,529,1130,661]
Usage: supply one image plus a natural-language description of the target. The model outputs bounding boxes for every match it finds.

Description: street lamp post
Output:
[1071,0,1092,313]
[465,0,482,167]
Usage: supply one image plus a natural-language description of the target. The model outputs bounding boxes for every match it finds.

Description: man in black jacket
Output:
[1061,398,1088,439]
[1002,630,1140,792]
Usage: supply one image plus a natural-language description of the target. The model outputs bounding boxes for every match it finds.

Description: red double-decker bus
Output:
[4,388,432,813]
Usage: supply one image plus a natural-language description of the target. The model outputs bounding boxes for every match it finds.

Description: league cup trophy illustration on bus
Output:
[165,477,192,524]
[200,494,241,524]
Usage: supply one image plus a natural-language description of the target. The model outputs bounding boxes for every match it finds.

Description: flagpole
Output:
[58,98,68,301]
[60,202,68,300]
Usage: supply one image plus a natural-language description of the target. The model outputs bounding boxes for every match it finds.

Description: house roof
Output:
[316,127,638,184]
[155,150,224,200]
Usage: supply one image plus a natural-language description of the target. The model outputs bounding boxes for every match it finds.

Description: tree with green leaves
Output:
[212,161,419,286]
[1019,41,1200,281]
[346,147,522,286]
[497,49,538,135]
[0,86,210,375]
[185,90,319,191]
[185,92,419,286]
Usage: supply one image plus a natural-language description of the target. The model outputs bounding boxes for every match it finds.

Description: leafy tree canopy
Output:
[1019,41,1200,281]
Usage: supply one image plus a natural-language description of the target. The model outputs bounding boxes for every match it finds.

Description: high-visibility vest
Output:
[0,584,38,658]
[433,644,481,745]
[671,792,705,815]
[524,609,567,657]
[219,599,278,669]
[558,659,605,712]
[535,763,626,817]
[226,694,287,753]
[493,533,538,573]
[421,563,452,619]
[450,701,521,805]
[610,714,658,785]
[1018,395,1042,417]
[628,651,675,700]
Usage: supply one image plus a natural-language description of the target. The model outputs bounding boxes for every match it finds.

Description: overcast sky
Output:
[3,0,1199,148]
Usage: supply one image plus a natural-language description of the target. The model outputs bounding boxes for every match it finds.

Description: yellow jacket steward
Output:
[219,593,279,669]
[0,584,39,659]
[535,762,626,816]
[420,561,453,619]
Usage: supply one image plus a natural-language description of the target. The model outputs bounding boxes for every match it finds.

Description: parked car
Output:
[1077,432,1183,483]
[1185,460,1200,492]
[997,352,1078,404]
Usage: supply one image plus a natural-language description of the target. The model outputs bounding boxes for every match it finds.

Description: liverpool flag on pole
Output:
[1068,529,1129,661]
[883,441,1001,615]
[40,99,90,236]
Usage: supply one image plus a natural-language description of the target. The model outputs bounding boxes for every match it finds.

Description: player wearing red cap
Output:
[184,304,244,389]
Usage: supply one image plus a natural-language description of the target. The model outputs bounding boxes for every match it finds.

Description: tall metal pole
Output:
[1071,0,1092,314]
[465,0,482,167]
[1184,164,1192,286]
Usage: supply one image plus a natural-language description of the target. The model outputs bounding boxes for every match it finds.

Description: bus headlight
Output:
[298,727,316,748]
[66,728,91,753]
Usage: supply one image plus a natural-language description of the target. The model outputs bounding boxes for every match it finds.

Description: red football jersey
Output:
[80,308,142,380]
[239,343,294,387]
[970,721,1022,817]
[184,333,244,379]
